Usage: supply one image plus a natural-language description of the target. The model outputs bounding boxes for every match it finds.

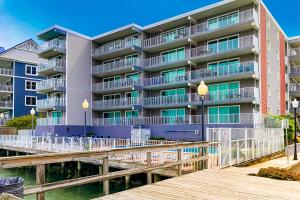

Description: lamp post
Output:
[30,108,35,136]
[197,81,208,141]
[82,99,89,137]
[292,99,299,160]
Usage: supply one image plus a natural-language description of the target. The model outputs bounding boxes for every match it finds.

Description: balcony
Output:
[0,67,13,77]
[0,101,13,111]
[0,84,13,95]
[36,98,65,111]
[143,61,258,90]
[290,48,300,61]
[189,35,259,64]
[92,37,142,60]
[190,9,259,42]
[290,66,300,79]
[93,112,257,126]
[92,78,142,94]
[290,83,300,97]
[92,97,142,111]
[37,78,65,93]
[143,27,190,52]
[38,38,66,59]
[143,87,259,109]
[38,59,66,76]
[37,117,65,126]
[92,59,142,77]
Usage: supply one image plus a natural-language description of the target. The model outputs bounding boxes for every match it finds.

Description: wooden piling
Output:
[125,175,130,189]
[103,157,109,195]
[177,149,182,176]
[147,152,152,184]
[36,164,45,200]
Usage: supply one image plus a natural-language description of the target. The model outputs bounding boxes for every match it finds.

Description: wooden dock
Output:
[95,168,300,200]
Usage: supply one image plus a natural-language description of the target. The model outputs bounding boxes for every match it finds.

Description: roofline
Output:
[92,23,143,40]
[37,25,92,40]
[0,38,38,56]
[288,35,300,41]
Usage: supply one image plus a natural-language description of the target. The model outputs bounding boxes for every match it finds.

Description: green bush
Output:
[5,115,37,129]
[257,167,300,181]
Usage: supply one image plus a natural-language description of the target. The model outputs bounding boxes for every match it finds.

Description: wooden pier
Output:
[95,168,300,200]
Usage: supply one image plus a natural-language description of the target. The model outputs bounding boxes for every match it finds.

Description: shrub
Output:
[5,115,36,130]
[257,167,300,181]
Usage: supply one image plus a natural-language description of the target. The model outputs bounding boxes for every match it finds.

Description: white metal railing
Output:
[207,128,284,168]
[0,101,12,108]
[38,59,65,73]
[144,94,190,107]
[37,78,65,91]
[144,73,189,87]
[0,84,13,92]
[190,9,257,36]
[0,68,13,76]
[143,27,190,48]
[92,58,140,75]
[93,113,256,126]
[290,66,300,73]
[92,97,141,109]
[289,83,300,92]
[37,98,65,109]
[92,37,141,57]
[38,38,66,53]
[92,78,141,92]
[37,117,65,126]
[290,48,300,57]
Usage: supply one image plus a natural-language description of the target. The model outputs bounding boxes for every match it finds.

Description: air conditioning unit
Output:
[131,126,151,141]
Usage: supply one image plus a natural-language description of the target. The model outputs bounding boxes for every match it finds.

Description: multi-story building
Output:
[0,39,45,122]
[36,0,295,140]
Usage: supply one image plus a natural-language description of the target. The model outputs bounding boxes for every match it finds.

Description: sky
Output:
[0,0,299,49]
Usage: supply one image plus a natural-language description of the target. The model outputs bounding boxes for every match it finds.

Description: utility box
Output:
[131,126,151,141]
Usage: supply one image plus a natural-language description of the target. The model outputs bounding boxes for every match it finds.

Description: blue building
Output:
[0,39,46,120]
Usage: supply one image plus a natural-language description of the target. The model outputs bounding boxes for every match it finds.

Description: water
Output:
[0,168,102,200]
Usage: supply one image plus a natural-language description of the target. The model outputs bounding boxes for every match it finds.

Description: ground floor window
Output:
[208,105,240,124]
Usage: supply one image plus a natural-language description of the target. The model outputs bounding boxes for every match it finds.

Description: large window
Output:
[103,76,121,82]
[103,94,121,100]
[161,108,185,124]
[162,48,185,63]
[208,35,239,53]
[25,80,37,91]
[162,27,186,43]
[208,12,239,30]
[208,82,240,101]
[25,65,37,76]
[125,110,139,118]
[103,111,121,124]
[161,88,185,96]
[208,105,240,124]
[125,73,139,80]
[125,54,139,65]
[161,68,185,83]
[208,59,240,75]
[25,96,37,106]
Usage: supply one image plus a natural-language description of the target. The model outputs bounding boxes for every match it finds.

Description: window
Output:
[208,35,238,53]
[25,65,37,76]
[125,54,139,65]
[208,59,240,76]
[125,110,139,118]
[161,68,185,83]
[25,96,37,106]
[161,108,185,124]
[162,48,185,63]
[208,105,240,124]
[103,94,121,100]
[208,12,239,30]
[25,80,37,91]
[162,27,186,43]
[208,82,240,101]
[103,76,121,82]
[161,88,185,96]
[103,111,121,124]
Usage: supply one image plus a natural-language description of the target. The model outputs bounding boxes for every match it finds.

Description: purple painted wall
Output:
[36,123,254,141]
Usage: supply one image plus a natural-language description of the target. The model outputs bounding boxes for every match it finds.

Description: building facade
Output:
[36,0,295,140]
[0,39,46,122]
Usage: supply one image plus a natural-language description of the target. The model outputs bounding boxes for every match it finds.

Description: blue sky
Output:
[0,0,299,48]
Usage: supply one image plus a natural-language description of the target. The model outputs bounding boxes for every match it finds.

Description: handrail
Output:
[92,78,141,92]
[38,38,66,53]
[92,58,140,75]
[92,97,141,109]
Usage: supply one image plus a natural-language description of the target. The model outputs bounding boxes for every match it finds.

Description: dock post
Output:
[103,157,109,195]
[177,149,182,176]
[203,144,208,169]
[16,151,19,156]
[147,152,152,184]
[99,164,103,174]
[6,150,9,157]
[125,175,131,189]
[77,161,81,177]
[36,164,45,200]
[61,162,65,174]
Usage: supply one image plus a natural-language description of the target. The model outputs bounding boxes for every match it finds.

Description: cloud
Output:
[0,1,38,49]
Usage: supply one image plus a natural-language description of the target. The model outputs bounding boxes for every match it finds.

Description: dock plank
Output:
[93,168,300,200]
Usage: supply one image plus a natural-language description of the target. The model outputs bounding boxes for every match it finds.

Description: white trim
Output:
[25,95,37,106]
[25,64,38,76]
[24,80,37,91]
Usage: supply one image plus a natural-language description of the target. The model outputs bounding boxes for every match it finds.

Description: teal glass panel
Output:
[219,38,228,52]
[228,36,238,50]
[208,18,218,30]
[208,41,218,53]
[208,107,218,123]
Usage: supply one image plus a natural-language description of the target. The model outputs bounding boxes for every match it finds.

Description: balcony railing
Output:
[92,58,140,75]
[144,73,189,88]
[0,101,12,108]
[92,97,141,110]
[92,78,141,92]
[38,38,66,53]
[144,87,259,107]
[93,113,256,126]
[290,84,300,92]
[0,68,13,76]
[143,27,190,48]
[37,78,65,91]
[0,84,13,92]
[38,59,65,73]
[143,35,258,69]
[37,98,65,109]
[190,9,257,36]
[37,117,65,126]
[290,48,300,57]
[92,37,142,57]
[290,66,300,74]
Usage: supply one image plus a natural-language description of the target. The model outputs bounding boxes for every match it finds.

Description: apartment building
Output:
[36,0,294,140]
[0,39,46,122]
